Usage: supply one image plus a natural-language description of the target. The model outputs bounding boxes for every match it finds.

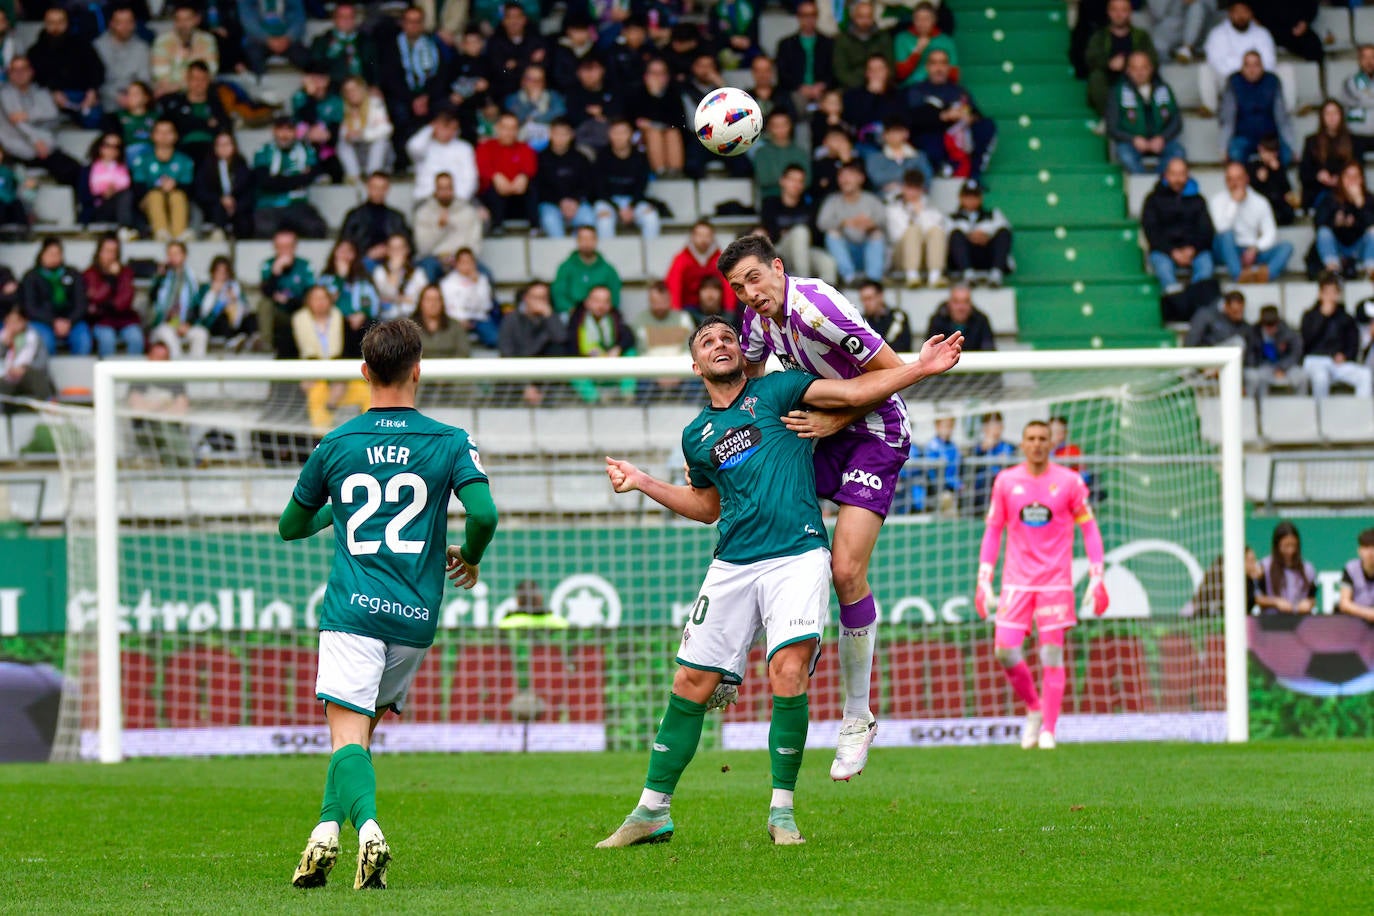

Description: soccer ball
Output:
[693,87,763,157]
[1248,614,1374,696]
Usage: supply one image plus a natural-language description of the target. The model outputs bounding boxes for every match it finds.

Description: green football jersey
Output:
[292,407,488,648]
[682,370,829,565]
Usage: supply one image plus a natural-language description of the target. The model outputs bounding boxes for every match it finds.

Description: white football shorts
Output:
[316,629,428,717]
[676,547,832,685]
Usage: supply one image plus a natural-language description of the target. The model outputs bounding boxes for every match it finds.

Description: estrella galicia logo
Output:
[1020,502,1052,527]
[840,334,863,356]
[741,396,758,418]
[711,425,762,470]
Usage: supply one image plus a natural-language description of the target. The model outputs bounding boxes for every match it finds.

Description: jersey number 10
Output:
[340,472,429,556]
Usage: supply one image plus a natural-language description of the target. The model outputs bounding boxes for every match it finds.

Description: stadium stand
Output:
[3,0,1374,521]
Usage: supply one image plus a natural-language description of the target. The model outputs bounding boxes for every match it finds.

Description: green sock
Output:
[644,693,708,795]
[318,760,344,824]
[769,694,809,791]
[328,744,378,830]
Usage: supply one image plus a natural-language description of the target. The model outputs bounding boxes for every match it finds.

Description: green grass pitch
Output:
[4,741,1374,914]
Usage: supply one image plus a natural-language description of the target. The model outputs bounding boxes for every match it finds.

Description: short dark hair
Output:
[781,164,807,179]
[1319,270,1342,290]
[1223,290,1245,306]
[1024,419,1050,435]
[717,233,778,278]
[981,411,1003,424]
[699,274,723,291]
[1049,415,1069,427]
[902,169,926,189]
[859,279,883,295]
[689,314,738,352]
[367,171,390,184]
[1360,528,1374,548]
[362,319,424,386]
[691,218,713,233]
[187,60,210,75]
[518,280,550,304]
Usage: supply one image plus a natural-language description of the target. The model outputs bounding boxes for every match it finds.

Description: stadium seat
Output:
[758,9,792,58]
[385,182,416,214]
[1319,6,1355,51]
[695,178,754,219]
[1259,396,1319,445]
[1280,281,1317,327]
[482,236,529,285]
[473,407,534,455]
[1291,62,1324,111]
[618,285,650,323]
[1244,453,1272,503]
[650,180,697,225]
[54,128,98,163]
[1303,460,1367,503]
[426,406,476,431]
[1319,397,1374,443]
[1158,62,1202,110]
[248,646,319,726]
[644,405,700,450]
[533,407,594,454]
[0,420,11,460]
[309,185,363,228]
[887,640,964,719]
[529,645,605,723]
[1180,118,1222,165]
[589,406,647,453]
[549,472,618,513]
[32,185,76,229]
[233,240,274,286]
[642,233,687,277]
[1196,396,1258,447]
[1325,55,1361,100]
[1269,460,1305,504]
[450,644,516,721]
[125,478,191,521]
[1276,225,1314,268]
[598,236,646,282]
[163,646,246,727]
[527,236,576,281]
[236,128,274,159]
[46,355,95,402]
[248,475,296,516]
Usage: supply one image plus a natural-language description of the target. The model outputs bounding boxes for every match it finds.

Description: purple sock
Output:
[839,594,877,629]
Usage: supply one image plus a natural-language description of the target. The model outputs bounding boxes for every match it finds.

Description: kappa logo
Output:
[700,422,714,441]
[741,396,758,418]
[842,468,884,490]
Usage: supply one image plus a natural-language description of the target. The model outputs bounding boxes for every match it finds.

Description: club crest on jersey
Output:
[741,396,758,418]
[1020,502,1052,527]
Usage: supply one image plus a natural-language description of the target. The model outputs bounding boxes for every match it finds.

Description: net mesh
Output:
[45,356,1229,760]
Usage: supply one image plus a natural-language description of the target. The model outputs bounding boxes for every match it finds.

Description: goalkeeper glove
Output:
[1082,563,1109,617]
[974,562,996,620]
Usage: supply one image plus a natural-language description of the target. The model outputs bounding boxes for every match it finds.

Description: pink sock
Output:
[1005,662,1040,711]
[1041,667,1067,734]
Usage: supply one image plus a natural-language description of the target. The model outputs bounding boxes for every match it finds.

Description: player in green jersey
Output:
[598,316,963,847]
[279,319,499,889]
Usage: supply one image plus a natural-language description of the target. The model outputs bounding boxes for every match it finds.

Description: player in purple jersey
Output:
[718,234,933,781]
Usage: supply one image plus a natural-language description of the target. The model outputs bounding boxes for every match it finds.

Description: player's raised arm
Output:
[802,332,963,409]
[606,456,721,524]
[782,342,905,438]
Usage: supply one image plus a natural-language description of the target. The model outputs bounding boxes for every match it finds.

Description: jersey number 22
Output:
[341,472,429,556]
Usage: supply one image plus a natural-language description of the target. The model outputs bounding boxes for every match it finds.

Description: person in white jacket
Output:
[1209,160,1293,282]
[337,77,394,182]
[405,109,478,204]
[886,169,947,288]
[1199,1,1293,115]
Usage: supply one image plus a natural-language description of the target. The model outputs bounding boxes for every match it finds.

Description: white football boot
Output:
[829,715,877,781]
[1021,711,1043,750]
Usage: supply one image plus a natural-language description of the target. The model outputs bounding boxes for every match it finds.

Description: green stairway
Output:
[947,0,1169,349]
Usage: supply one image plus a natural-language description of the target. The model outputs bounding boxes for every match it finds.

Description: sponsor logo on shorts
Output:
[351,592,431,621]
[788,619,814,627]
[1019,502,1052,527]
[711,425,763,470]
[841,468,884,491]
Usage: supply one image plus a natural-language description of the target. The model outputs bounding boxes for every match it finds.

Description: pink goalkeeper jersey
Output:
[985,462,1093,590]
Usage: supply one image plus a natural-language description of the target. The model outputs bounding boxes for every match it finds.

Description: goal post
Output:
[63,346,1244,763]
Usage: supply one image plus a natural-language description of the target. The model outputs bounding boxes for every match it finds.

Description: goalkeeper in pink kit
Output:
[974,420,1109,749]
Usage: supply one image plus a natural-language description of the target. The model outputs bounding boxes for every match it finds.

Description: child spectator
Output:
[196,255,253,348]
[194,131,255,240]
[105,80,155,162]
[84,234,144,357]
[147,241,205,358]
[1247,137,1297,226]
[1256,520,1316,615]
[0,306,55,408]
[82,132,135,231]
[131,119,195,241]
[439,247,497,347]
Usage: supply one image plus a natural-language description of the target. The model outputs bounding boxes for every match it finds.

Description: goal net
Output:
[43,349,1245,762]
